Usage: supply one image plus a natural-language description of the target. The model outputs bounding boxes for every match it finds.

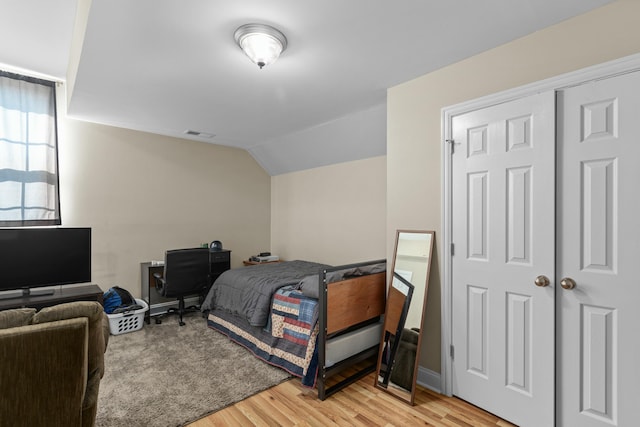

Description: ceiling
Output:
[0,0,612,175]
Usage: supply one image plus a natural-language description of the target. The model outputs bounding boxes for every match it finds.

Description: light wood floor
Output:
[188,373,515,426]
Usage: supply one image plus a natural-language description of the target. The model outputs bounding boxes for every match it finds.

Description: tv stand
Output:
[0,284,103,311]
[22,287,56,297]
[0,287,56,301]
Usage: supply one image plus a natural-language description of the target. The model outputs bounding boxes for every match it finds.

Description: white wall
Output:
[271,156,386,265]
[57,113,271,298]
[387,0,640,373]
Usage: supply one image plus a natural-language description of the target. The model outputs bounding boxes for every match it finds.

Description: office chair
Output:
[153,248,210,326]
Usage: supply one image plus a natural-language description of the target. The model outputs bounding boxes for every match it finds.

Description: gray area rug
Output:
[96,312,291,427]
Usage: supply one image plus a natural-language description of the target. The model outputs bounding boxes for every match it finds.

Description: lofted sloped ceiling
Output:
[1,0,612,175]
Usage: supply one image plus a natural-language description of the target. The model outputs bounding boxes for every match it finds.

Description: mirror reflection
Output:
[375,230,434,405]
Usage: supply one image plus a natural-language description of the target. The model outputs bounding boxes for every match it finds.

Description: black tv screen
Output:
[0,227,91,292]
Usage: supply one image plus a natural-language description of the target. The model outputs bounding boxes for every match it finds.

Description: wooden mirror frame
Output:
[374,229,435,405]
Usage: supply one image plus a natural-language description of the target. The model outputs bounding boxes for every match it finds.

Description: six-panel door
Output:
[451,91,556,427]
[556,71,640,427]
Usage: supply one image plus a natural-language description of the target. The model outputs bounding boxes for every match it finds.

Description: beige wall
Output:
[271,156,386,265]
[387,0,640,373]
[57,115,271,298]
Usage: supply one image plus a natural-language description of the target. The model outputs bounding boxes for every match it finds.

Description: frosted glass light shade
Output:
[234,24,287,69]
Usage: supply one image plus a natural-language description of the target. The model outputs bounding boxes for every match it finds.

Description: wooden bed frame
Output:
[317,259,387,400]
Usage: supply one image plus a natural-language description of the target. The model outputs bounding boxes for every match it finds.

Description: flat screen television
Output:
[0,227,91,298]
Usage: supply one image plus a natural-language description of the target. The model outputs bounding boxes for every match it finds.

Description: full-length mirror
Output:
[375,230,434,405]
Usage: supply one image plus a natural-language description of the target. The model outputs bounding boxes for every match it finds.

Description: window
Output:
[0,70,60,226]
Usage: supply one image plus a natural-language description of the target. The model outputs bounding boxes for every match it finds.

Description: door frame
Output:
[441,52,640,397]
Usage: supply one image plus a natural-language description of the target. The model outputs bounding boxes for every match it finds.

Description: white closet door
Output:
[556,71,640,427]
[451,92,556,427]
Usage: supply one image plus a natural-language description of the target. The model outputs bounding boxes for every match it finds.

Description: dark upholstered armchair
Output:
[153,248,210,326]
[0,301,109,427]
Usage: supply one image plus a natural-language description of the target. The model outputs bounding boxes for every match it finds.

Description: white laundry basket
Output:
[106,298,148,335]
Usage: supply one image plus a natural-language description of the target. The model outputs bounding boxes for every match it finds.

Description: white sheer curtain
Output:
[0,71,60,226]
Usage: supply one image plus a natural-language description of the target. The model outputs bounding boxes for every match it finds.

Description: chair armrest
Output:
[32,301,108,426]
[0,318,88,426]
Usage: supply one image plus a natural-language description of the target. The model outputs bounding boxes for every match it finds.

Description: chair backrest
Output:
[161,248,210,298]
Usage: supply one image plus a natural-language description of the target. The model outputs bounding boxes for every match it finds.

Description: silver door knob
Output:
[560,277,576,290]
[535,275,550,287]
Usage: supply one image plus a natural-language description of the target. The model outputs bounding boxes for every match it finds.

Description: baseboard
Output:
[416,366,441,394]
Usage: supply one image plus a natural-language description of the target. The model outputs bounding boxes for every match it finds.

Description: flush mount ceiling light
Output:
[234,23,287,69]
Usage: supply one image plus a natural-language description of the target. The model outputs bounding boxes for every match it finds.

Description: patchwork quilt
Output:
[207,286,319,387]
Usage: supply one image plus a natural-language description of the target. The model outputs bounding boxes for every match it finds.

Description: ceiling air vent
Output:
[184,130,215,138]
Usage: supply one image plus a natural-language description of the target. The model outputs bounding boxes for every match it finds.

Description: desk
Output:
[141,250,231,318]
[140,262,172,319]
[0,284,103,311]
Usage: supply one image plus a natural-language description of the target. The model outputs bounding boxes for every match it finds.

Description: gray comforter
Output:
[201,260,330,327]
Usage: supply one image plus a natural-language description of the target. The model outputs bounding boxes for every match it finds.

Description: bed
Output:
[201,259,386,399]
